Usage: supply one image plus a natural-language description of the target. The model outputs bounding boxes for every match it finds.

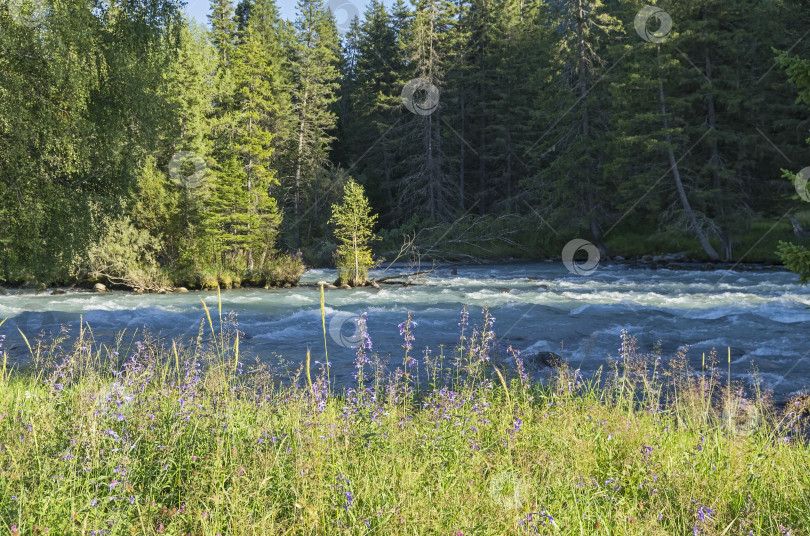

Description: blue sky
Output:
[182,0,366,28]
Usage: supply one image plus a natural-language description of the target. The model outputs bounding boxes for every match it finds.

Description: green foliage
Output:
[209,0,238,65]
[86,216,171,291]
[1,321,809,533]
[6,0,810,285]
[777,241,810,284]
[280,0,342,248]
[251,253,306,287]
[329,179,377,286]
[776,40,810,283]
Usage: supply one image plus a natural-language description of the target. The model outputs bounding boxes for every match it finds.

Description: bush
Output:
[777,240,810,284]
[85,217,171,291]
[250,253,305,287]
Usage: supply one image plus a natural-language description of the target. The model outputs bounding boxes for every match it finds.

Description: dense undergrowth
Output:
[0,305,808,535]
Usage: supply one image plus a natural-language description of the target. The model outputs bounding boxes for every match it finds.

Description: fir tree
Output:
[330,178,378,286]
[283,0,342,247]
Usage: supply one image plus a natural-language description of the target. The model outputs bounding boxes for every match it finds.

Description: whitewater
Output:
[1,262,809,400]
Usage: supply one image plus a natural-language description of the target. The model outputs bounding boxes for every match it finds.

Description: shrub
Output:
[329,179,377,286]
[777,240,810,284]
[85,217,171,291]
[250,253,305,287]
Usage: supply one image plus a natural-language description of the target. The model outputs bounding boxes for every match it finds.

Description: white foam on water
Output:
[682,308,744,321]
[750,302,810,324]
[3,263,810,398]
[742,336,805,358]
[521,339,561,355]
[251,323,319,340]
[0,304,23,317]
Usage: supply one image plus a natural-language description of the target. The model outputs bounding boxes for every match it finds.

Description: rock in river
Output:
[526,351,565,369]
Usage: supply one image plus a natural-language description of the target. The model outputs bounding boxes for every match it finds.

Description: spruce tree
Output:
[330,178,378,286]
[206,26,283,273]
[283,0,341,247]
[209,0,237,65]
[524,0,621,253]
[396,0,457,223]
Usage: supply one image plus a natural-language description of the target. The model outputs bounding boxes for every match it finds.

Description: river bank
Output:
[0,320,807,535]
[0,254,791,295]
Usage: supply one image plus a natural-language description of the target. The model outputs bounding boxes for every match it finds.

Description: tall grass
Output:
[0,303,808,535]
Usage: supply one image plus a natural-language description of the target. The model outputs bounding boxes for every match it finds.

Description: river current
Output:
[1,262,809,400]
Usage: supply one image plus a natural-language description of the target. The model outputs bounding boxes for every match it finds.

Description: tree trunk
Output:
[353,213,360,284]
[459,70,466,212]
[426,113,436,221]
[294,88,309,249]
[658,46,720,260]
[247,101,254,272]
[577,0,605,254]
[478,81,486,215]
[703,6,732,260]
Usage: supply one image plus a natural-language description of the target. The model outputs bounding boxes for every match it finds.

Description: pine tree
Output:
[604,0,809,261]
[396,0,458,223]
[209,0,237,65]
[206,25,282,273]
[523,0,621,253]
[330,178,378,286]
[342,0,405,221]
[283,0,342,247]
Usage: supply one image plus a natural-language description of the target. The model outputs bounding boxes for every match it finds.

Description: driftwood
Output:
[370,269,435,285]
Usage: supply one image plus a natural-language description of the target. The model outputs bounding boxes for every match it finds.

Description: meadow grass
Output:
[0,307,808,535]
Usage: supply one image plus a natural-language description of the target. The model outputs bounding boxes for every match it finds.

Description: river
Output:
[1,262,809,400]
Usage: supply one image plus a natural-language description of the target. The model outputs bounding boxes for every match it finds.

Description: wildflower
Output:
[458,307,469,328]
[399,312,417,370]
[332,473,354,511]
[697,506,714,523]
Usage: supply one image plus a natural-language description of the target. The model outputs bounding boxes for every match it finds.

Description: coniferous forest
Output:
[8,3,810,534]
[4,0,810,290]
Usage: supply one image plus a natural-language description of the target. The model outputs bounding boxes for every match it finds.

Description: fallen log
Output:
[371,269,435,284]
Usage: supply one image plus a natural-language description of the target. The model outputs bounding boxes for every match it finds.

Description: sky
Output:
[182,0,366,29]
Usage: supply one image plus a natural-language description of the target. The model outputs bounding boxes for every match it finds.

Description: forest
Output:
[3,0,810,290]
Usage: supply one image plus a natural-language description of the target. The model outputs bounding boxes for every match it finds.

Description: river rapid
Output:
[1,262,809,400]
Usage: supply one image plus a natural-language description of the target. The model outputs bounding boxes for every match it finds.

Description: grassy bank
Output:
[0,309,808,535]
